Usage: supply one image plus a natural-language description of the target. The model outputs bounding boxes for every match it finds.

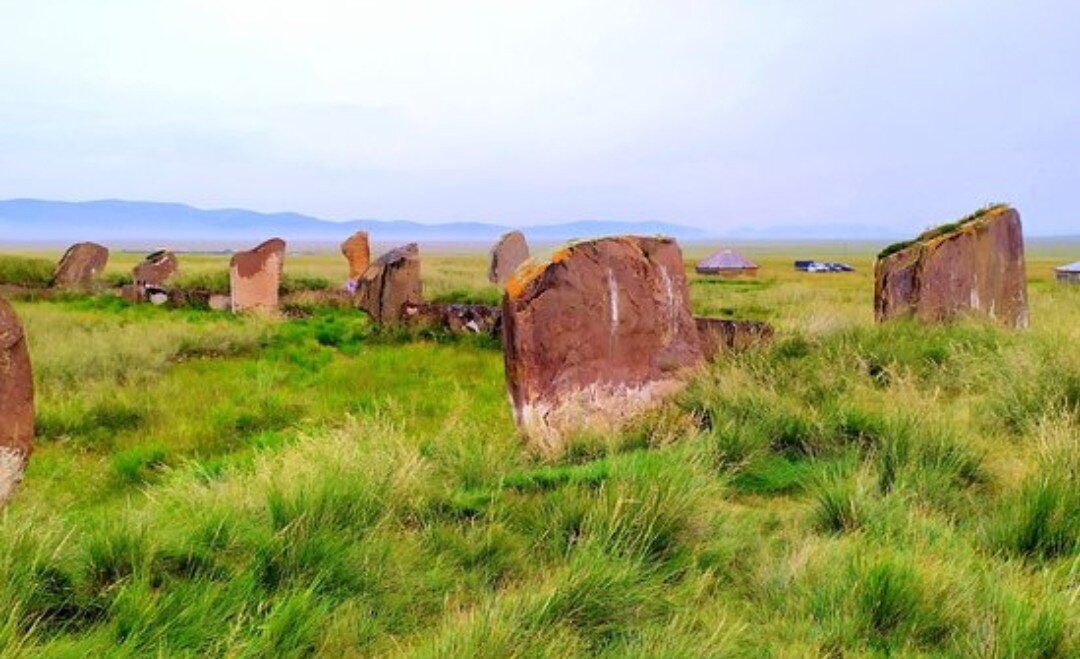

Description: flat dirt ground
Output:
[0,241,1077,657]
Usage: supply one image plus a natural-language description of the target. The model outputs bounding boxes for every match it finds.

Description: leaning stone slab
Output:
[341,231,371,283]
[874,205,1028,328]
[53,242,109,289]
[355,243,423,326]
[0,297,33,507]
[230,238,286,313]
[132,249,179,301]
[488,230,530,285]
[695,318,774,360]
[501,236,703,454]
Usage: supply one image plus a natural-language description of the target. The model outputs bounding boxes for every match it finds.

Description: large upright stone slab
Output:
[341,231,371,283]
[874,205,1028,328]
[355,243,422,326]
[488,230,530,285]
[502,236,704,453]
[0,298,33,507]
[230,238,285,313]
[53,242,109,289]
[132,249,179,300]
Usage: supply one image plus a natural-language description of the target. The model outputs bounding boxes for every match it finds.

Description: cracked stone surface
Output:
[355,243,423,326]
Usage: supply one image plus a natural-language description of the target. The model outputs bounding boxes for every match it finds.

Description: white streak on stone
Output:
[607,268,619,337]
[659,265,677,336]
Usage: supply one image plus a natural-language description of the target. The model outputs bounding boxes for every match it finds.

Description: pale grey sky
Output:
[1,1,1077,234]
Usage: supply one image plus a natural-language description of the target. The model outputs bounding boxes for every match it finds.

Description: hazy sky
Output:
[2,1,1078,234]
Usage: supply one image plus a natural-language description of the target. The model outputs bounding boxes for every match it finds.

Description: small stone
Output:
[208,295,232,311]
[695,318,774,360]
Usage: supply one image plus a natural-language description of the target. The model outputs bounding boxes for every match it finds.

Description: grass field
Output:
[1,243,1077,657]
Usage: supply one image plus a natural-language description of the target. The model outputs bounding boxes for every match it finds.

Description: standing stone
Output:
[341,231,371,283]
[488,230,530,285]
[53,242,109,289]
[132,249,179,294]
[502,236,703,453]
[355,243,422,326]
[0,298,33,507]
[875,205,1028,328]
[695,318,774,360]
[230,238,285,313]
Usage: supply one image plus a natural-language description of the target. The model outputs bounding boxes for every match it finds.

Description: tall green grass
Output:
[0,249,1076,656]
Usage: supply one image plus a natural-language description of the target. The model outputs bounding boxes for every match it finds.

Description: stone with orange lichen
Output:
[341,231,371,281]
[874,206,1028,328]
[501,235,703,454]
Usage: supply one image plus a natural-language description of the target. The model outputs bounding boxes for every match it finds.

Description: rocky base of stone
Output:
[402,302,501,336]
[695,318,775,360]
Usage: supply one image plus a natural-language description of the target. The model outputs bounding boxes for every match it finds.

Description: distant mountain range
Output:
[0,199,716,246]
[5,198,1065,248]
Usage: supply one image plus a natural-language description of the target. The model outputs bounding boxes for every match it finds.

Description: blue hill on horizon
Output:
[3,199,1070,247]
[0,199,713,245]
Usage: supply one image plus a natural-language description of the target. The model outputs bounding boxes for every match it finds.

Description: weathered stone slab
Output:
[0,297,33,507]
[133,250,178,289]
[695,318,774,360]
[501,236,703,453]
[341,231,371,283]
[230,238,285,313]
[355,243,422,326]
[53,242,109,289]
[874,205,1028,328]
[488,230,530,285]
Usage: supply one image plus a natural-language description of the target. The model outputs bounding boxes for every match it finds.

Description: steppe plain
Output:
[0,241,1076,657]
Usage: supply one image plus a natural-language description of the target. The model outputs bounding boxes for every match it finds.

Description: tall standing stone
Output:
[874,205,1028,328]
[355,243,422,326]
[502,236,704,453]
[488,230,530,285]
[341,231,371,284]
[53,242,109,289]
[230,238,285,313]
[0,298,33,507]
[132,249,179,300]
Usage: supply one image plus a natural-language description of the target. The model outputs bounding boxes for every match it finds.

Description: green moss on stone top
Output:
[877,203,1009,260]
